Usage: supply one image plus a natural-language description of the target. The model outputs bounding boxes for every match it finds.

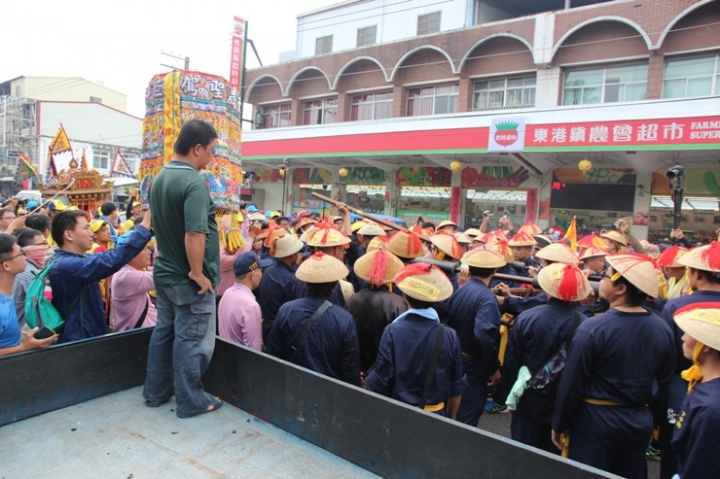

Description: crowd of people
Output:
[0,120,717,479]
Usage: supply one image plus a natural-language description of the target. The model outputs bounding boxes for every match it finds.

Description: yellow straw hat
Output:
[354,248,404,287]
[357,224,385,237]
[269,234,304,259]
[386,231,425,260]
[657,245,690,269]
[430,233,464,260]
[508,232,537,247]
[394,262,454,302]
[605,253,659,298]
[673,303,720,352]
[307,224,352,248]
[366,235,390,253]
[601,230,627,248]
[487,237,513,264]
[351,221,368,233]
[518,221,542,235]
[579,246,607,261]
[296,252,349,283]
[538,263,591,302]
[437,220,457,230]
[454,232,472,245]
[678,241,720,273]
[462,247,506,269]
[463,228,482,239]
[535,243,579,264]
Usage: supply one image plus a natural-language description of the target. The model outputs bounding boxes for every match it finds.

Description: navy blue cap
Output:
[233,251,273,276]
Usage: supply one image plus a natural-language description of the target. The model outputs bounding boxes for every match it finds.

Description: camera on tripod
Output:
[666,165,685,180]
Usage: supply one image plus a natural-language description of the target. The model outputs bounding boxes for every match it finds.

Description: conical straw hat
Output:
[367,235,390,253]
[437,220,457,230]
[307,224,352,248]
[508,232,537,247]
[270,234,304,259]
[462,247,506,269]
[430,232,464,260]
[532,234,553,248]
[674,303,720,351]
[579,246,607,261]
[354,248,404,286]
[657,245,690,269]
[487,237,513,263]
[463,228,482,239]
[678,241,720,273]
[577,233,610,250]
[394,263,453,302]
[357,224,385,237]
[454,232,471,245]
[538,263,591,302]
[296,252,349,283]
[351,221,367,233]
[386,231,425,259]
[601,230,627,248]
[536,243,579,264]
[605,253,659,298]
[518,222,542,235]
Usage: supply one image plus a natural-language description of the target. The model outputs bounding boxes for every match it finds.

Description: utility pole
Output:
[160,51,190,71]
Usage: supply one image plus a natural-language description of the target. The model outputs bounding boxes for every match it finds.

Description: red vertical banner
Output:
[229,16,247,90]
[525,189,538,223]
[449,186,462,224]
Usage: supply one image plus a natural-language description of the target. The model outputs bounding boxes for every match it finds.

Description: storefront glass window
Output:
[663,54,720,99]
[464,190,527,228]
[407,84,458,116]
[563,63,648,105]
[344,185,386,213]
[397,186,451,223]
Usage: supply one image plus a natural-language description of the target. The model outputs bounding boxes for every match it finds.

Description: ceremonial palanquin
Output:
[138,71,243,212]
[39,157,113,213]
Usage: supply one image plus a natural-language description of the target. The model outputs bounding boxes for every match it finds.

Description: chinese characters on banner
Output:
[525,189,538,223]
[449,186,462,224]
[229,16,247,95]
[525,116,720,148]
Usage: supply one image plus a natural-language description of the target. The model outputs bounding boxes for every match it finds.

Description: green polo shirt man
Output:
[143,119,223,419]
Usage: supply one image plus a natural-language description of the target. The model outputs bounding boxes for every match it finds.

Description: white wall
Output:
[15,77,127,112]
[296,0,468,58]
[254,182,284,212]
[38,101,142,149]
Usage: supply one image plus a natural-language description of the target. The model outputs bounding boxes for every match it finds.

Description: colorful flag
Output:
[48,123,72,155]
[111,147,136,179]
[15,151,38,182]
[564,216,578,252]
[43,149,58,188]
[80,149,88,170]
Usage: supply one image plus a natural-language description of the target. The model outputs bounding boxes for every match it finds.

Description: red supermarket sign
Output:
[525,116,720,150]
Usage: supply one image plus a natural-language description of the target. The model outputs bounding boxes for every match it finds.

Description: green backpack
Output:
[24,262,82,334]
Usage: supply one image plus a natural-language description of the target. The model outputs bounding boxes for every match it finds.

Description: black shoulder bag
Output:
[418,323,446,410]
[527,311,583,392]
[285,301,332,361]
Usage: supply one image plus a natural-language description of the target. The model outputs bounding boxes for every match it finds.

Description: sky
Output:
[0,0,341,117]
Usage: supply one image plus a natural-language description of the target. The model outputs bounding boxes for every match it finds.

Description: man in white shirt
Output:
[218,251,272,350]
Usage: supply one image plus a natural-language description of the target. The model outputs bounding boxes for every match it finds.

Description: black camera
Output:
[666,165,685,180]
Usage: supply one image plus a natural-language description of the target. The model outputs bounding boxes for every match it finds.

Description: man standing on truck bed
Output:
[143,119,222,418]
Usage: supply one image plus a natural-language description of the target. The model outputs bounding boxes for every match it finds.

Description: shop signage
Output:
[652,168,720,195]
[461,166,530,188]
[397,167,451,187]
[489,117,526,152]
[449,187,462,224]
[525,116,720,150]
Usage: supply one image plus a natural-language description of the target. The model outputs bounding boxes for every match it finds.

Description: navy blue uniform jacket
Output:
[50,226,152,343]
[500,298,585,423]
[445,278,501,377]
[266,296,361,386]
[671,378,720,479]
[552,308,676,448]
[294,279,346,307]
[257,260,297,322]
[366,312,467,406]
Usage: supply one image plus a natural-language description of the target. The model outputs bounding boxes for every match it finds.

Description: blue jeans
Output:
[143,284,216,417]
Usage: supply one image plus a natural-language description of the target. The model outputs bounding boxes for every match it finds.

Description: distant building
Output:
[242,0,720,245]
[0,76,140,195]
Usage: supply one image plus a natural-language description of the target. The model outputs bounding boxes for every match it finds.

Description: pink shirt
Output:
[112,265,157,331]
[217,219,251,297]
[218,283,262,351]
